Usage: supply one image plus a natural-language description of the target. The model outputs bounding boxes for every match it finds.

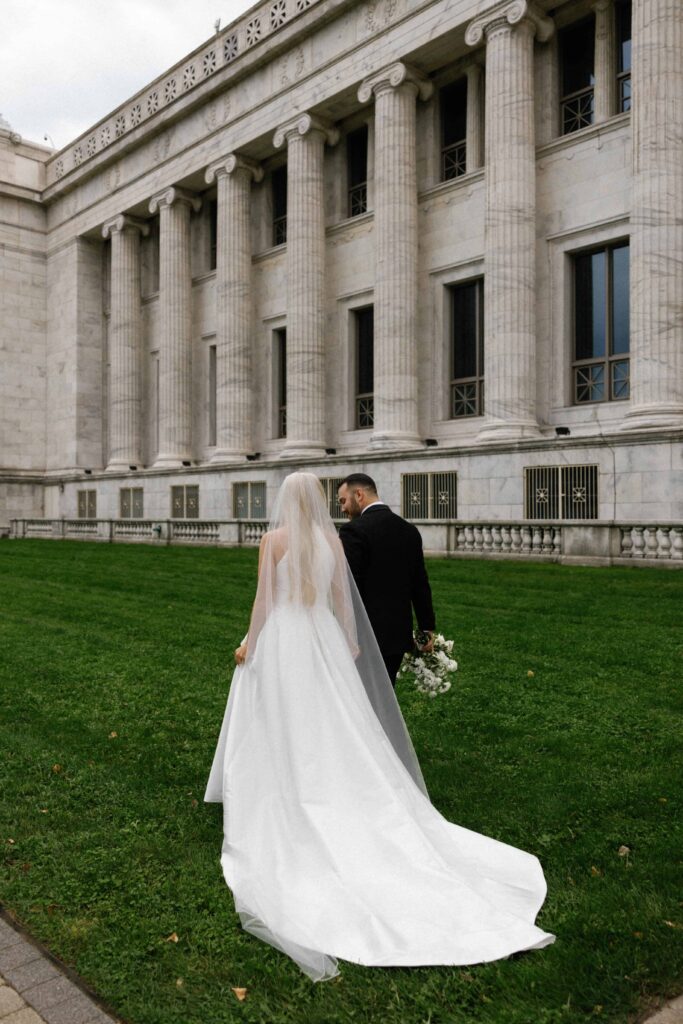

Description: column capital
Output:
[273,113,339,150]
[592,0,612,12]
[205,154,264,185]
[102,214,150,240]
[358,62,433,104]
[465,0,554,47]
[148,186,201,216]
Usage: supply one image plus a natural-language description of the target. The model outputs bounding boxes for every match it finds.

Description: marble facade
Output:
[1,0,681,545]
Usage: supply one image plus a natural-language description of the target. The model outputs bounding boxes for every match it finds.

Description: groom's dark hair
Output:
[340,473,377,493]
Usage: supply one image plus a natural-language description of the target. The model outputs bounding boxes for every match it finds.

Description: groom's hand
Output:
[417,631,434,653]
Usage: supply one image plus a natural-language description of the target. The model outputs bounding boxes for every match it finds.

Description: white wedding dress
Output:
[205,514,555,981]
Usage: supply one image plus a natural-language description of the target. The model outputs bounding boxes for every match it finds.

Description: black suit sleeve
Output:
[339,521,369,593]
[411,533,436,632]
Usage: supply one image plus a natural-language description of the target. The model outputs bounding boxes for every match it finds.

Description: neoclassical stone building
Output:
[1,0,682,561]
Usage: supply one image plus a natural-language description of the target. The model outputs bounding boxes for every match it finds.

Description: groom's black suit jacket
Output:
[339,505,435,657]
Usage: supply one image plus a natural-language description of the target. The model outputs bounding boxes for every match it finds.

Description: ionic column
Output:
[273,114,338,458]
[466,1,554,441]
[102,215,149,471]
[205,155,263,463]
[465,62,484,173]
[358,63,433,450]
[623,0,683,429]
[594,0,617,122]
[148,186,201,467]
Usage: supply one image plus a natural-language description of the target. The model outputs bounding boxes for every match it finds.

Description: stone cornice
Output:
[102,214,150,239]
[148,186,202,215]
[273,112,339,149]
[205,154,264,184]
[357,62,433,104]
[465,0,554,47]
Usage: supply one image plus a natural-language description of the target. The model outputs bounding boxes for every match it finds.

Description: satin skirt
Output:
[205,604,555,980]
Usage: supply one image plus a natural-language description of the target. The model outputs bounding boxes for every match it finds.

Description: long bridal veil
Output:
[244,471,428,797]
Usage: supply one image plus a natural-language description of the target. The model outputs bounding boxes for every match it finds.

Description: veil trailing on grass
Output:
[244,471,428,799]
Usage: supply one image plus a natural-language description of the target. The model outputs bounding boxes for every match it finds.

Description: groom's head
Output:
[338,474,379,519]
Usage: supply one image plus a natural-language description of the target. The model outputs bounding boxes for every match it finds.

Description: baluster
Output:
[501,525,512,552]
[658,527,671,560]
[542,526,553,553]
[482,525,493,551]
[645,526,659,559]
[620,527,633,557]
[491,525,502,553]
[473,526,483,551]
[521,526,532,553]
[631,526,645,558]
[464,525,475,551]
[553,527,562,556]
[456,526,466,550]
[670,527,683,560]
[532,526,543,553]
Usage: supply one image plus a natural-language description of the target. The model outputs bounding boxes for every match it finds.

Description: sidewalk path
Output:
[0,915,118,1024]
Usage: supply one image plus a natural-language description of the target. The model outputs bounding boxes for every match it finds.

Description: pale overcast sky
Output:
[3,0,255,150]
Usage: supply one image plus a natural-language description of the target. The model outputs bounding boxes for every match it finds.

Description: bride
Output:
[204,471,554,981]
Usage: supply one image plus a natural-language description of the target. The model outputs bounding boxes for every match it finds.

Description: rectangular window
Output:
[274,328,287,438]
[524,465,598,520]
[120,488,144,519]
[77,490,97,519]
[573,241,629,403]
[233,481,267,519]
[616,0,632,112]
[208,198,217,271]
[354,306,374,429]
[320,477,346,519]
[171,485,199,519]
[450,278,484,418]
[272,165,287,246]
[559,16,596,134]
[208,344,217,447]
[401,472,457,520]
[347,126,368,217]
[440,79,467,181]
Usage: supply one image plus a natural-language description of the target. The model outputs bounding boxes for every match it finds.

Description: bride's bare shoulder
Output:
[261,527,288,560]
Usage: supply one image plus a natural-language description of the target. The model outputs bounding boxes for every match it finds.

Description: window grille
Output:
[77,490,97,519]
[559,17,595,134]
[401,472,457,520]
[320,477,346,519]
[120,488,143,519]
[171,484,199,519]
[573,242,629,404]
[354,306,374,429]
[233,481,267,520]
[616,0,632,112]
[524,465,598,520]
[347,126,368,218]
[440,79,467,182]
[450,278,484,418]
[272,165,287,246]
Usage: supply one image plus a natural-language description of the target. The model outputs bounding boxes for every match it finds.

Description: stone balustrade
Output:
[9,518,683,565]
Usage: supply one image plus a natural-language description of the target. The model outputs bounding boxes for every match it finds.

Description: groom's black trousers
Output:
[382,652,405,689]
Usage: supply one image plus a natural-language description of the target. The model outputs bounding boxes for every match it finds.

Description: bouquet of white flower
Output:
[399,632,458,697]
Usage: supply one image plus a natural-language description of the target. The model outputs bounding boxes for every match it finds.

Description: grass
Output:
[0,538,682,1024]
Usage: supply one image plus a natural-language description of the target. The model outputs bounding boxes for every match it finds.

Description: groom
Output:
[338,473,435,686]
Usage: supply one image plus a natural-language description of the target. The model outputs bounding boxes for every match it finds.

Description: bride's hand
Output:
[234,644,247,666]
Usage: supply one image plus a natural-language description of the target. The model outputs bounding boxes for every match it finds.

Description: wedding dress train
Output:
[205,525,555,981]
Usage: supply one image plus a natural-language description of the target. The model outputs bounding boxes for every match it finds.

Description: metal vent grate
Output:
[525,465,598,520]
[401,472,457,520]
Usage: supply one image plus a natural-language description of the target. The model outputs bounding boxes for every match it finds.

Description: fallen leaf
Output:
[109,732,118,739]
[591,866,602,877]
[39,809,48,814]
[658,797,668,803]
[633,931,643,939]
[231,987,247,1001]
[191,799,198,808]
[176,978,184,988]
[7,838,16,845]
[52,764,62,773]
[21,863,31,873]
[593,1006,603,1014]
[165,932,179,943]
[618,845,631,857]
[527,670,535,678]
[663,920,682,930]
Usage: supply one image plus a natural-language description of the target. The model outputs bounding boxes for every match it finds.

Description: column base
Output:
[209,449,249,465]
[279,440,328,460]
[152,453,192,470]
[368,430,423,452]
[105,459,141,474]
[619,404,683,432]
[476,418,542,443]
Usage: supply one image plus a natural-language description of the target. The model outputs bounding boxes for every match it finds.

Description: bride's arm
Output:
[234,532,272,665]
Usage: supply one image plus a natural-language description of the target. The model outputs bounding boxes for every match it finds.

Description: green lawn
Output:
[1,539,681,1024]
